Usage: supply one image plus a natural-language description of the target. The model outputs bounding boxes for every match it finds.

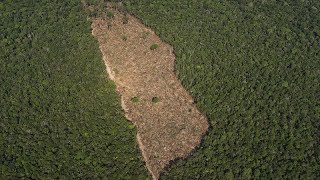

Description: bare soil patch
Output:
[91,10,208,180]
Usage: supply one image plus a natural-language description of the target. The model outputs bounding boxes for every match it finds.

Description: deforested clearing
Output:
[91,10,209,179]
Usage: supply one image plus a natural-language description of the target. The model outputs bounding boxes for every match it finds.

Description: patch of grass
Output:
[128,124,135,129]
[150,43,159,50]
[131,97,140,103]
[106,10,114,18]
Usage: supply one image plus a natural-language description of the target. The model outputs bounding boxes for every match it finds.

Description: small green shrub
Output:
[106,11,114,18]
[131,97,140,103]
[150,44,159,50]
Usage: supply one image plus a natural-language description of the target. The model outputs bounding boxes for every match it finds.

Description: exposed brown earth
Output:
[91,11,208,180]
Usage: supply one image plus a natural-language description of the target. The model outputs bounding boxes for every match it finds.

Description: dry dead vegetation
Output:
[91,8,209,180]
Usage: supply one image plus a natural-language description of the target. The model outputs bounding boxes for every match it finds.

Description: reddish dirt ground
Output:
[91,11,208,179]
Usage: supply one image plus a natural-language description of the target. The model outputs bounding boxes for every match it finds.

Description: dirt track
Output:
[91,11,208,180]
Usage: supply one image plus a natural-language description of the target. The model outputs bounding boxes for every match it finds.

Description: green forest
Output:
[0,0,148,179]
[125,0,320,179]
[1,0,320,179]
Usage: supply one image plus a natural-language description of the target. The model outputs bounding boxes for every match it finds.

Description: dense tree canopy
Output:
[0,0,149,179]
[124,0,320,179]
[1,0,319,179]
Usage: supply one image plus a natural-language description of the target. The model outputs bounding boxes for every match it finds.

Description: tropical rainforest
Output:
[1,0,320,179]
[0,0,148,179]
[125,0,320,179]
